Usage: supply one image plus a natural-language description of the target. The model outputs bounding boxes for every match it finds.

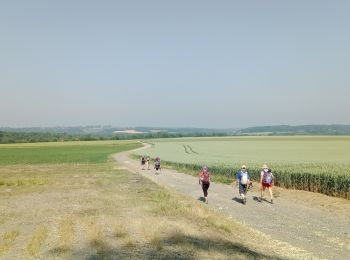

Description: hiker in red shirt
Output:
[199,165,212,204]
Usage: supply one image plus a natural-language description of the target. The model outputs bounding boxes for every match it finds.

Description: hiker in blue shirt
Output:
[236,165,252,204]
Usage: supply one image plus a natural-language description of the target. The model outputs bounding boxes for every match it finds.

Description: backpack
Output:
[200,171,210,183]
[240,172,248,185]
[262,171,273,184]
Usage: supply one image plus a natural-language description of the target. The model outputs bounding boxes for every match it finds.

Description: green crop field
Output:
[137,136,350,199]
[0,140,141,165]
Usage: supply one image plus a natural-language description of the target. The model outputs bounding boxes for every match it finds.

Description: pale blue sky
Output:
[1,0,349,128]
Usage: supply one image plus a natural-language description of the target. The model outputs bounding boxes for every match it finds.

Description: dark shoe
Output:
[271,199,273,204]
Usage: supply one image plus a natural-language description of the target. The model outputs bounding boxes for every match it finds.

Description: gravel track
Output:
[113,144,350,260]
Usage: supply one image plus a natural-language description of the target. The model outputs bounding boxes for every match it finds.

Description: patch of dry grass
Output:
[0,178,47,187]
[26,226,48,256]
[87,221,115,256]
[113,223,128,239]
[57,217,74,253]
[0,230,19,255]
[0,162,312,259]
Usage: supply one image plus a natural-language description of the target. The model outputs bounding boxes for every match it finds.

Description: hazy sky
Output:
[1,0,349,128]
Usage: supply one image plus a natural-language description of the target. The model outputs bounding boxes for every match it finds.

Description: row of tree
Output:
[239,125,350,135]
[0,131,229,144]
[0,131,108,143]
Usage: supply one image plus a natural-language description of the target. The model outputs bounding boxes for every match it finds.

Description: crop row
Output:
[160,160,350,200]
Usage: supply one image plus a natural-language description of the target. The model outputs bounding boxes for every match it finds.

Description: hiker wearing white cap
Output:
[259,164,275,203]
[236,165,252,205]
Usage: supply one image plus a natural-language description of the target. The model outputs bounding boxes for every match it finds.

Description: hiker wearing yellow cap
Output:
[259,164,275,203]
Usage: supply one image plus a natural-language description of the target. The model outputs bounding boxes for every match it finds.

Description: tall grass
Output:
[138,137,350,199]
[160,160,350,199]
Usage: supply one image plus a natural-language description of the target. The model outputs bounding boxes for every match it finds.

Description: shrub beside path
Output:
[113,144,350,260]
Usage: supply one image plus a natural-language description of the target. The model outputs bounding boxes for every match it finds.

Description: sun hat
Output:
[241,164,247,169]
[262,164,268,169]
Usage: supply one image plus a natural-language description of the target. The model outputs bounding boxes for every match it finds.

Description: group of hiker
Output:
[140,155,161,174]
[141,155,274,205]
[199,164,274,205]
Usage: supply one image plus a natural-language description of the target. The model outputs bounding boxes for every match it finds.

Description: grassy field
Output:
[0,140,307,259]
[136,136,350,199]
[0,140,141,165]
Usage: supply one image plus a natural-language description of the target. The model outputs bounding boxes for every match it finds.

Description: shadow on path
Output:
[253,196,273,204]
[53,233,285,260]
[232,197,244,204]
[197,196,205,202]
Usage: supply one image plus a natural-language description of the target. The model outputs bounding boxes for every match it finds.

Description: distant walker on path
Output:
[146,156,150,170]
[154,156,161,174]
[141,156,146,170]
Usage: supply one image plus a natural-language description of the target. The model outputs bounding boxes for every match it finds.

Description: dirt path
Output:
[113,144,350,260]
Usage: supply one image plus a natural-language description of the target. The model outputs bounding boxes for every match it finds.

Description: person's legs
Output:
[205,184,209,203]
[202,183,209,203]
[260,185,264,201]
[268,187,274,203]
[239,184,247,204]
[239,184,243,198]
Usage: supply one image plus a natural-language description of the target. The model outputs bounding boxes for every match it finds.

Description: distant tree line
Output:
[3,124,348,144]
[238,125,350,135]
[115,132,228,140]
[0,131,230,144]
[0,131,108,144]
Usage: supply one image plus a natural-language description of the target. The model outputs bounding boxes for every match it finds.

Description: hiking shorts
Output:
[155,166,160,171]
[262,183,272,188]
[202,182,210,197]
[239,183,248,194]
